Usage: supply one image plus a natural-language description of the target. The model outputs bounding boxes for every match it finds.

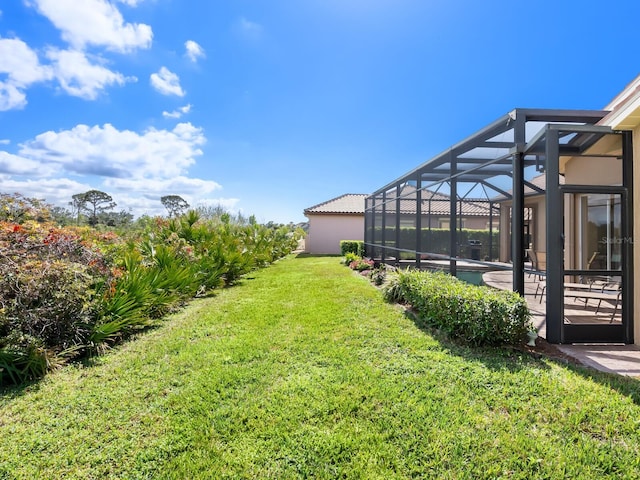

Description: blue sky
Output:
[1,1,639,223]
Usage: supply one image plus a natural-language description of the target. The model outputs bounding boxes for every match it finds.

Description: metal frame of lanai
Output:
[364,108,633,344]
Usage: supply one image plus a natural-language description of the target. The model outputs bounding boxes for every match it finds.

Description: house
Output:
[304,194,367,254]
[492,173,564,265]
[366,75,640,345]
[305,189,495,255]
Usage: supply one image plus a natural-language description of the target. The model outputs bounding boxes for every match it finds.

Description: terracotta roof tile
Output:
[304,194,367,215]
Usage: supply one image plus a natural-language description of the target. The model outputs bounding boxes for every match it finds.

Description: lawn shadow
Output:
[403,308,640,405]
[402,309,548,374]
[0,376,43,399]
[294,253,341,258]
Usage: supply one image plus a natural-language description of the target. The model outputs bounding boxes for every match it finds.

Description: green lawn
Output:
[1,255,640,479]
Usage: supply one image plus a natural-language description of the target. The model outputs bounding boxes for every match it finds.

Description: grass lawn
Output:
[2,255,640,479]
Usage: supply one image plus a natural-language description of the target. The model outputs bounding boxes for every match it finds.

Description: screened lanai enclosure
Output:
[365,109,633,344]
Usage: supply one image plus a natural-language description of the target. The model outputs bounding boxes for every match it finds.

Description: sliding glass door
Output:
[579,193,622,271]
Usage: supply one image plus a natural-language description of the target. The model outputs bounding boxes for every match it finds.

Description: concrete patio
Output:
[483,270,640,378]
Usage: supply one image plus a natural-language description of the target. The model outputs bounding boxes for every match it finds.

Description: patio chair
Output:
[563,283,622,322]
[526,249,544,282]
[534,276,608,304]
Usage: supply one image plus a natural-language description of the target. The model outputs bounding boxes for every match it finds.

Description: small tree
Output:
[70,194,86,225]
[72,190,116,226]
[161,195,190,218]
[50,206,75,226]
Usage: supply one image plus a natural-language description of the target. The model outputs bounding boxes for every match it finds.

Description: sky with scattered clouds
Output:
[1,1,640,222]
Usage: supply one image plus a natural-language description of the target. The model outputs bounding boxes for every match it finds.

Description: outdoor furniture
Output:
[535,280,597,303]
[535,278,621,321]
[563,286,622,322]
[526,249,545,281]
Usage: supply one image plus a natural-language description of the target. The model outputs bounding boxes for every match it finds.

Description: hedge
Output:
[369,227,500,260]
[340,240,364,257]
[383,269,531,346]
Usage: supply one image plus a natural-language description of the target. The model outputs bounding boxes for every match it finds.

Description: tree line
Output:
[50,190,191,227]
[0,191,306,231]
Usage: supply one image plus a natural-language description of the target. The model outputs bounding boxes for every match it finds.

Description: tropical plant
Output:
[0,198,304,385]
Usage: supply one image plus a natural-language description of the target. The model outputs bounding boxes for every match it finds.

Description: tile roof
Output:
[304,194,367,215]
[381,185,492,217]
[307,189,493,217]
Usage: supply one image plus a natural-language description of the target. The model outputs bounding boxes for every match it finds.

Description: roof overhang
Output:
[599,74,640,130]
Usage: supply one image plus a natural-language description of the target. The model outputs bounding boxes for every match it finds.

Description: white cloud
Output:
[46,48,130,99]
[0,151,57,175]
[184,40,205,63]
[0,82,27,111]
[19,122,205,179]
[0,173,231,218]
[0,177,93,207]
[29,0,152,53]
[162,103,191,119]
[0,139,10,145]
[196,197,240,211]
[234,17,263,41]
[0,37,53,110]
[104,176,221,196]
[150,66,185,97]
[0,38,52,85]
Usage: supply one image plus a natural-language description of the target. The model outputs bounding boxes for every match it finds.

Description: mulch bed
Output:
[521,337,586,368]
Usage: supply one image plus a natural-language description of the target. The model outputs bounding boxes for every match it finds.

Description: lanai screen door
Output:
[560,188,628,342]
[544,126,633,344]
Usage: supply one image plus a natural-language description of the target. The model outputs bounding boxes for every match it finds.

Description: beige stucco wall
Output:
[305,214,364,254]
[464,217,490,230]
[498,196,546,263]
[563,156,623,186]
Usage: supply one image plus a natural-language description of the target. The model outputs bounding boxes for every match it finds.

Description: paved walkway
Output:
[555,344,640,377]
[483,270,640,378]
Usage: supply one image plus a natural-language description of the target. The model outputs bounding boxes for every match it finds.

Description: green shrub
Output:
[368,265,387,286]
[0,204,305,385]
[0,224,110,353]
[340,240,364,257]
[343,252,360,265]
[383,269,531,347]
[370,227,500,260]
[0,332,60,386]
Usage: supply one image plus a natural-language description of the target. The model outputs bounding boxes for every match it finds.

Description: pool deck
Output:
[483,270,640,378]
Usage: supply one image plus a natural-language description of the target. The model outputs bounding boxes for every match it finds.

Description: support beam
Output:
[449,156,457,276]
[489,201,494,261]
[480,180,511,199]
[364,196,371,257]
[416,176,422,268]
[381,191,387,263]
[622,130,634,343]
[512,151,525,295]
[395,184,401,265]
[545,128,562,344]
[512,114,526,297]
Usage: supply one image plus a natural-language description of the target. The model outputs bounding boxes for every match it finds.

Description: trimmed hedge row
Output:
[340,240,364,257]
[370,227,499,259]
[384,269,531,346]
